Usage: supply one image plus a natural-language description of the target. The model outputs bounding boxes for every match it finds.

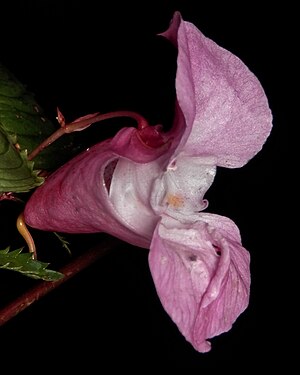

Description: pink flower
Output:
[24,11,272,352]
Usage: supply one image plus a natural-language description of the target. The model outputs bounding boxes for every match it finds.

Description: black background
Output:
[0,0,293,371]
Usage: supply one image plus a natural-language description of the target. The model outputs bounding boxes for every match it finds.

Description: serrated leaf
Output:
[0,126,44,192]
[0,62,77,193]
[0,247,64,281]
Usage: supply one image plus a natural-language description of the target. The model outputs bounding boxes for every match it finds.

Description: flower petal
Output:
[108,155,162,239]
[24,138,153,248]
[24,102,186,242]
[150,154,216,219]
[162,11,273,167]
[148,213,250,352]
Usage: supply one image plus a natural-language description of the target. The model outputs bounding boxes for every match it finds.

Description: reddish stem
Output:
[0,236,122,327]
[28,110,149,161]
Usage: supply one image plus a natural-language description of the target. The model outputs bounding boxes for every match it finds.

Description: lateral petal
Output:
[148,214,250,352]
[162,11,273,167]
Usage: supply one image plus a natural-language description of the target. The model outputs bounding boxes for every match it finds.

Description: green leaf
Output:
[0,247,64,281]
[0,63,77,193]
[0,126,44,192]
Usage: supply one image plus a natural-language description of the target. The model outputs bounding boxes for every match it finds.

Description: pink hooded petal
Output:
[24,103,186,241]
[148,214,250,352]
[24,137,155,248]
[162,11,273,167]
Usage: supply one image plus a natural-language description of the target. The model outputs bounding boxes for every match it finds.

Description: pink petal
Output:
[24,137,155,248]
[24,104,185,240]
[148,213,250,352]
[162,11,273,167]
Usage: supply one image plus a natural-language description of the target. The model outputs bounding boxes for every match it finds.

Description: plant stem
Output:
[0,236,122,327]
[16,212,37,259]
[28,110,149,161]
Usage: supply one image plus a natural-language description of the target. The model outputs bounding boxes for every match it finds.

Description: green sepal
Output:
[0,247,64,281]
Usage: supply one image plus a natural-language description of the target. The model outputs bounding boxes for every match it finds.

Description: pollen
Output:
[166,194,185,208]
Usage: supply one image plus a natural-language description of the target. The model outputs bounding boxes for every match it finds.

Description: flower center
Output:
[151,155,216,220]
[166,193,185,208]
